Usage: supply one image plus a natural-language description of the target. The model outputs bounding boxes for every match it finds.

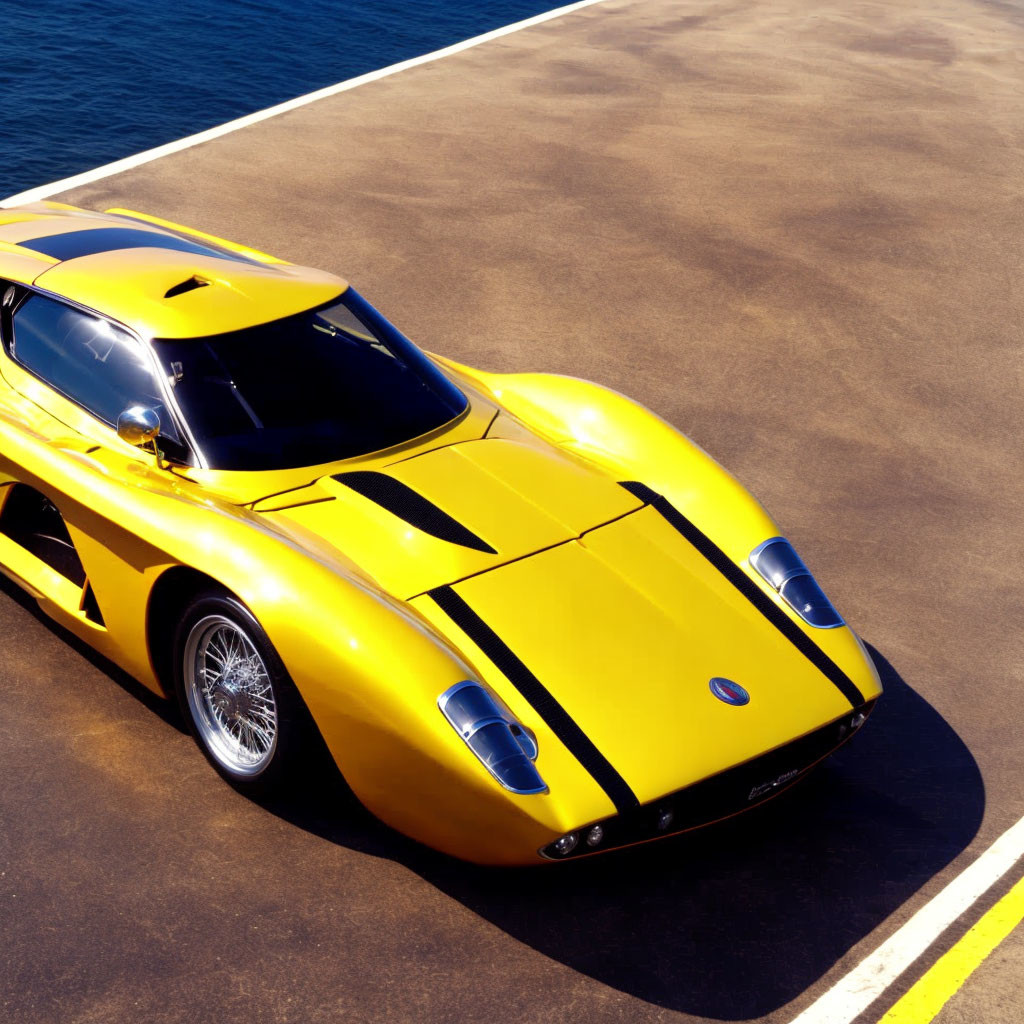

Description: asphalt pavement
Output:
[2,0,1023,1021]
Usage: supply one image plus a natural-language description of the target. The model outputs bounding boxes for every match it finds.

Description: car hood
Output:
[259,436,878,811]
[254,437,643,598]
[411,503,877,811]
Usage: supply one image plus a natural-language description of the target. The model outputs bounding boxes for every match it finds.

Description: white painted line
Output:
[2,0,610,207]
[789,813,1024,1024]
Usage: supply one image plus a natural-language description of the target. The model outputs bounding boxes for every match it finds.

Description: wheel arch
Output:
[145,565,230,699]
[145,564,337,767]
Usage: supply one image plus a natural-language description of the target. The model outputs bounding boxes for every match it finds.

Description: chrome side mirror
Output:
[117,405,161,447]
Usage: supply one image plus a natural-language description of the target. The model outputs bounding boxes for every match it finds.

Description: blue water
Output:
[0,0,565,198]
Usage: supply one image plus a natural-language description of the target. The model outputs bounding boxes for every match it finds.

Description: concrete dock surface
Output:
[2,0,1024,1021]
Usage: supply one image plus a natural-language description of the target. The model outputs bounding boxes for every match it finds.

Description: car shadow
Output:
[269,644,985,1019]
[6,567,981,1019]
[0,572,186,731]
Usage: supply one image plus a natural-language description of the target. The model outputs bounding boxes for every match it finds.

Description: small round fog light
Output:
[586,825,604,847]
[553,832,578,856]
[657,808,674,832]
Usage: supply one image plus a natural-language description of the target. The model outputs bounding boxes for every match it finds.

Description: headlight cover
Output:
[438,681,547,795]
[749,537,844,629]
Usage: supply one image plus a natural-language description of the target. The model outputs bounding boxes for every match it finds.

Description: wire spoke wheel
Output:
[183,614,279,777]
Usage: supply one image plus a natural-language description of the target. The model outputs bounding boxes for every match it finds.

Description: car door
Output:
[0,283,191,684]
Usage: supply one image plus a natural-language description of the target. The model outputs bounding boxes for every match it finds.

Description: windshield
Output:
[153,289,467,471]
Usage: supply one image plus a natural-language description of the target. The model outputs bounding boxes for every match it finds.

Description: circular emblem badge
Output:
[709,677,750,706]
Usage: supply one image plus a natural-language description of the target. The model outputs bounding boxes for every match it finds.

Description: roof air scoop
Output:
[164,274,211,299]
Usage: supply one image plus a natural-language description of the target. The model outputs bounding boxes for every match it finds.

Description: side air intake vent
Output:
[333,471,496,553]
[164,275,211,299]
[0,484,86,586]
[82,581,105,626]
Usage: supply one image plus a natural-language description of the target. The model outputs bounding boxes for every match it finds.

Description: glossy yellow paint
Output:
[0,203,345,339]
[0,248,57,285]
[0,201,87,233]
[36,250,346,340]
[0,204,882,864]
[0,211,60,229]
[263,437,641,599]
[437,359,882,703]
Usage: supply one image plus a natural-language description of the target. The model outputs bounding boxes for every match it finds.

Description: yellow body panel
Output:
[449,366,884,702]
[35,250,345,340]
[414,507,855,805]
[0,249,57,284]
[0,523,85,610]
[263,438,641,598]
[0,204,882,864]
[0,202,346,339]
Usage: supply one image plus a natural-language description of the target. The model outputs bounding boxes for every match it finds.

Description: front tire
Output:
[173,590,307,794]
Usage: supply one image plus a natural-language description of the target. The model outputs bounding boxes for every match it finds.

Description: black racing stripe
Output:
[619,481,866,709]
[18,226,257,264]
[334,471,496,554]
[428,585,640,814]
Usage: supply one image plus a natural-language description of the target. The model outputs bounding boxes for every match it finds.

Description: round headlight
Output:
[553,832,578,856]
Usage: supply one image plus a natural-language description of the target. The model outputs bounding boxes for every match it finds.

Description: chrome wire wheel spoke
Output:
[183,614,279,777]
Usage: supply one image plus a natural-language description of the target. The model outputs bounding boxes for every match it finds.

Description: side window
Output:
[10,294,180,443]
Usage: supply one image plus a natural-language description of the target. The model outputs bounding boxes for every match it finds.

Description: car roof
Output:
[0,202,348,339]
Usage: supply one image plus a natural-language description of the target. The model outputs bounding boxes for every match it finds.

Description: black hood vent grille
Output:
[333,471,496,553]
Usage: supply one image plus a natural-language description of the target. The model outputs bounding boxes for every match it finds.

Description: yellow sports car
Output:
[0,202,881,864]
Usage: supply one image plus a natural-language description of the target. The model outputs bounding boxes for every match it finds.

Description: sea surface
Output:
[0,0,566,199]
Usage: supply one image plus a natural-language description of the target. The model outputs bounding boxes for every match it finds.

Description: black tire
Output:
[172,589,311,796]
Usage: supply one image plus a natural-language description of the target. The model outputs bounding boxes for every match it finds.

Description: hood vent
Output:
[333,471,496,554]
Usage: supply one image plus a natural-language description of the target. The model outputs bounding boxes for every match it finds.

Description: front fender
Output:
[135,493,581,865]
[434,360,778,564]
[434,360,883,715]
[0,413,575,863]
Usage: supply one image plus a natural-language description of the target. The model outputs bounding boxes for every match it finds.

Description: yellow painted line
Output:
[791,815,1024,1024]
[877,873,1024,1024]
